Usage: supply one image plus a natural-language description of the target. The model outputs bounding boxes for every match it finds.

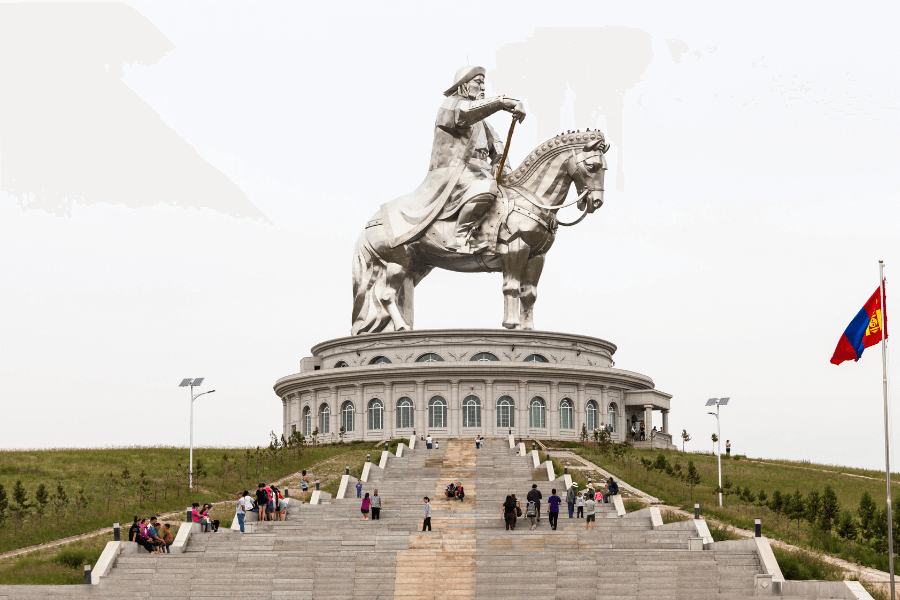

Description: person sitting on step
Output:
[455,483,465,502]
[445,482,456,499]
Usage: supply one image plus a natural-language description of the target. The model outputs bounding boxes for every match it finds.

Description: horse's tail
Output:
[351,229,390,335]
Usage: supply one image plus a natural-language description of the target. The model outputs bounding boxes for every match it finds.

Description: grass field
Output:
[0,440,381,554]
[567,442,899,575]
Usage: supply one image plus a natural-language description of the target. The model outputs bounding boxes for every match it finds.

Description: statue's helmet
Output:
[443,66,486,97]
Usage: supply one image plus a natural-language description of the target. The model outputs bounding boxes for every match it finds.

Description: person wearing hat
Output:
[566,482,578,518]
[379,65,526,254]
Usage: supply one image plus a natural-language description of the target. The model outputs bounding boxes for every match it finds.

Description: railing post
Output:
[755,518,762,537]
[694,503,700,519]
[186,507,192,523]
[315,480,320,490]
[346,466,350,475]
[367,453,371,462]
[284,488,289,497]
[113,522,120,541]
[84,564,91,585]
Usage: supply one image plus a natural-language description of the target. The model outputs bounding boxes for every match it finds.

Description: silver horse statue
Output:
[352,66,608,334]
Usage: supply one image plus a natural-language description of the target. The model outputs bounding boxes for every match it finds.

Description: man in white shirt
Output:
[280,496,290,520]
[426,435,433,449]
[236,491,253,533]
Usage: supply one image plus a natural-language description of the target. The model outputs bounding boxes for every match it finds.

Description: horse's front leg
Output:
[382,261,412,331]
[500,238,530,329]
[519,253,545,330]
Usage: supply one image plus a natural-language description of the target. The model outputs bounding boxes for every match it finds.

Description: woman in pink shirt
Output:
[361,493,371,520]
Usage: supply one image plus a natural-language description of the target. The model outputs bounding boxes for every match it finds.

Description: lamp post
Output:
[179,378,215,489]
[706,397,730,507]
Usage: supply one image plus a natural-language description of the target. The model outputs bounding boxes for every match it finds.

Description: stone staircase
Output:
[0,438,862,599]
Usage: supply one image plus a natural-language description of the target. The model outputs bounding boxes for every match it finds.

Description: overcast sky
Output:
[1,1,897,471]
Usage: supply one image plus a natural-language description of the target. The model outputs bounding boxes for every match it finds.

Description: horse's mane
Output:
[503,130,607,188]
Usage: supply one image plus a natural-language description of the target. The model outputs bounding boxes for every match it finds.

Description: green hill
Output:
[0,441,373,554]
[569,442,899,576]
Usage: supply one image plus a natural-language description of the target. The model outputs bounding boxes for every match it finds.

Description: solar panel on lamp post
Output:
[179,378,215,489]
[705,397,730,507]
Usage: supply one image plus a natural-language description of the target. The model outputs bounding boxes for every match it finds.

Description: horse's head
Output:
[568,137,609,213]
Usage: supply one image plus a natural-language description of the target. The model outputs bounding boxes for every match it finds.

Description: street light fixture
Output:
[705,397,730,507]
[179,378,215,489]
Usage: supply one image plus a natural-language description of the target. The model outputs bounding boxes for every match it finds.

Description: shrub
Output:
[708,521,742,541]
[52,548,94,569]
[623,498,646,512]
[661,509,690,524]
[772,547,845,581]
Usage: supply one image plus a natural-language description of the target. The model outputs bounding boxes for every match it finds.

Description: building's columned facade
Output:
[274,329,672,444]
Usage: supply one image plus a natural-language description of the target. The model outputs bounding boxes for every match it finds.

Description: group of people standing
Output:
[497,478,619,532]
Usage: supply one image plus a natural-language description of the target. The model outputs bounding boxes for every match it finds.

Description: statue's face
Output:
[466,75,485,100]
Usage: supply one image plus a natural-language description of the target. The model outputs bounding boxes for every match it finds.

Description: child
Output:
[356,481,363,498]
[576,492,584,518]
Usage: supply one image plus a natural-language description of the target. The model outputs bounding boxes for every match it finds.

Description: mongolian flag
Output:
[830,282,887,365]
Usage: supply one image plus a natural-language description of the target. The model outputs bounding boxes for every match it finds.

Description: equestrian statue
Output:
[352,66,609,334]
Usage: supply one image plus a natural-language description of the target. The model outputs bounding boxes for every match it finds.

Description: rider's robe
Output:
[380,96,503,248]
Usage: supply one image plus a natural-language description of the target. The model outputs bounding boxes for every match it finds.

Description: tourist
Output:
[631,423,636,440]
[502,495,517,530]
[512,494,522,523]
[256,484,270,521]
[235,491,249,532]
[456,482,465,502]
[445,482,456,499]
[548,488,561,530]
[356,480,363,499]
[475,435,481,450]
[526,498,538,530]
[605,477,619,503]
[423,497,432,531]
[640,422,645,441]
[435,439,440,450]
[527,484,542,523]
[566,482,577,518]
[148,517,165,552]
[371,489,381,520]
[300,470,310,503]
[190,503,203,528]
[576,491,584,518]
[584,492,596,531]
[361,493,371,520]
[161,523,173,553]
[426,435,433,450]
[726,440,731,456]
[138,518,156,553]
[130,517,152,553]
[280,492,290,520]
[271,486,281,521]
[264,484,275,520]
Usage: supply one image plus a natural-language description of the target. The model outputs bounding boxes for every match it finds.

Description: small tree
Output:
[836,509,858,540]
[756,489,768,507]
[686,461,701,501]
[597,427,612,457]
[681,429,691,452]
[787,490,805,539]
[51,482,69,529]
[711,433,718,453]
[769,491,784,527]
[102,472,116,513]
[673,460,684,495]
[195,460,206,489]
[161,467,171,500]
[120,467,131,510]
[818,485,840,532]
[338,426,346,444]
[857,491,877,544]
[34,483,49,528]
[73,488,89,523]
[579,423,588,445]
[137,470,150,507]
[11,480,32,537]
[220,454,232,489]
[804,490,822,528]
[0,482,8,530]
[653,453,669,485]
[742,487,756,504]
[244,449,252,479]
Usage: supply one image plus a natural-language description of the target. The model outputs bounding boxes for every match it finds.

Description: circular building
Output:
[274,329,674,448]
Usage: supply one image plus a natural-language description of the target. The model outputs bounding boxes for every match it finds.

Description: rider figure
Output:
[435,67,526,253]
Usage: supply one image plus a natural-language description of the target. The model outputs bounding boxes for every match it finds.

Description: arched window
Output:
[429,396,447,428]
[608,403,618,433]
[370,356,391,365]
[586,400,598,431]
[303,406,311,436]
[463,395,481,428]
[341,401,355,432]
[470,352,499,362]
[368,398,383,430]
[523,354,548,363]
[416,353,444,362]
[319,404,330,434]
[334,361,349,368]
[497,396,515,428]
[560,398,574,430]
[530,397,546,428]
[396,397,414,429]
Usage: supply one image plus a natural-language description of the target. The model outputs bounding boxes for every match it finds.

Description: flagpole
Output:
[880,259,894,599]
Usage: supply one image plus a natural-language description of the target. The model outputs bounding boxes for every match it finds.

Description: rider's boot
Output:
[450,194,493,254]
